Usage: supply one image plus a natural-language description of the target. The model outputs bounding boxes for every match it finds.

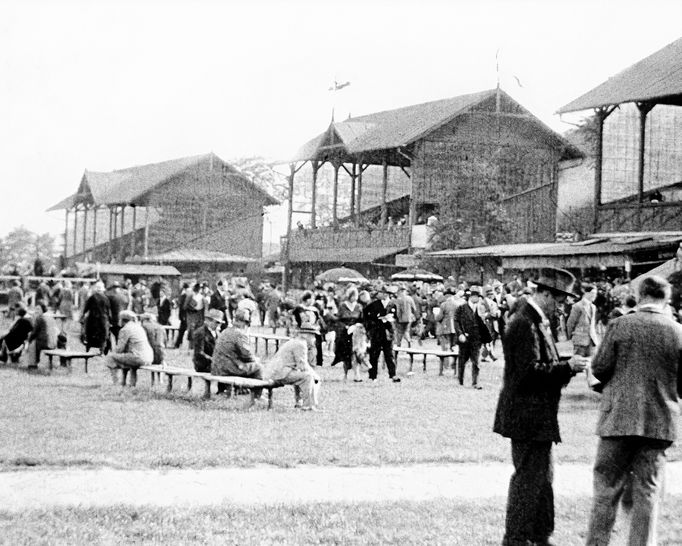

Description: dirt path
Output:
[2,462,682,511]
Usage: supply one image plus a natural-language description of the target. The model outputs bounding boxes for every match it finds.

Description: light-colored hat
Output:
[119,310,137,323]
[205,309,225,323]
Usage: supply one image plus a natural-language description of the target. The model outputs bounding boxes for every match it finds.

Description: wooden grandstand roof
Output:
[558,37,682,113]
[48,153,278,210]
[294,88,581,162]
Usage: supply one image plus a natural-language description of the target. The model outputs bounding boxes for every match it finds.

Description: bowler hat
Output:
[469,286,482,296]
[534,267,577,298]
[205,309,225,323]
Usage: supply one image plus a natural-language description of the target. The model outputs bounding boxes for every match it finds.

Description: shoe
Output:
[392,377,401,383]
[353,379,363,382]
[300,406,317,411]
[473,384,482,390]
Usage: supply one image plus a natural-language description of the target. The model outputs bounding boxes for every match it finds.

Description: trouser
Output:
[368,333,396,379]
[175,318,187,348]
[222,366,265,398]
[439,333,457,369]
[586,436,670,546]
[277,369,320,408]
[314,333,323,367]
[457,342,481,385]
[503,440,554,546]
[106,353,147,387]
[185,311,203,349]
[394,322,411,347]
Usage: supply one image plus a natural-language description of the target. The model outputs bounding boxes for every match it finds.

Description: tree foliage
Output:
[231,156,289,202]
[0,226,56,274]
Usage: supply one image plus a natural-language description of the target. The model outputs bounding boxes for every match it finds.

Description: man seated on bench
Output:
[0,304,33,364]
[140,313,165,365]
[193,309,222,373]
[105,310,153,387]
[27,303,58,368]
[264,326,321,411]
[212,308,265,406]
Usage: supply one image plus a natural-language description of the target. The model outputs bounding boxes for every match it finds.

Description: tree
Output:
[231,156,289,202]
[0,226,56,275]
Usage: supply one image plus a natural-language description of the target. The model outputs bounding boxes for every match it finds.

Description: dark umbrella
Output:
[391,268,444,283]
[315,267,367,283]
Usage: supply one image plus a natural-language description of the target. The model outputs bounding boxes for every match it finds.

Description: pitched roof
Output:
[557,37,682,113]
[49,153,278,210]
[294,89,580,160]
[75,262,182,277]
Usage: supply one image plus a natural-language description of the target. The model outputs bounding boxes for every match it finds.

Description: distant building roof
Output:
[132,249,259,264]
[290,246,407,264]
[558,37,682,113]
[294,88,581,161]
[75,263,181,277]
[48,153,279,210]
[428,232,682,269]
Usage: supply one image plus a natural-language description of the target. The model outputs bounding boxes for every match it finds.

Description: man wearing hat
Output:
[105,310,153,387]
[139,313,165,365]
[363,287,401,382]
[212,308,265,405]
[264,326,321,410]
[193,308,223,374]
[493,267,588,546]
[0,304,33,363]
[453,286,492,388]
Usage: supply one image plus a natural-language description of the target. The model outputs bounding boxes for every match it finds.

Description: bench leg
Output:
[409,354,414,373]
[187,376,193,391]
[150,371,155,387]
[439,357,444,376]
[423,354,427,373]
[166,374,173,393]
[267,388,273,410]
[84,358,89,374]
[202,378,211,399]
[121,369,129,386]
[59,356,68,368]
[48,355,53,371]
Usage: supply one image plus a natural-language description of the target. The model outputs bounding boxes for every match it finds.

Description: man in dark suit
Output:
[209,280,229,330]
[0,304,33,363]
[193,309,223,375]
[493,267,588,546]
[586,275,682,545]
[454,286,492,389]
[157,288,172,326]
[363,287,401,383]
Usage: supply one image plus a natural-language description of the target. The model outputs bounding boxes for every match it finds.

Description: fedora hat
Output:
[534,267,578,298]
[205,309,225,323]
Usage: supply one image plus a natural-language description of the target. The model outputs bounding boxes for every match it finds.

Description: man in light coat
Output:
[265,327,321,410]
[586,275,682,545]
[105,310,153,387]
[393,286,417,348]
[436,288,460,370]
[566,283,599,357]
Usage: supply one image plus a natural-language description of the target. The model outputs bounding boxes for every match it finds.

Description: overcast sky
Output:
[2,0,681,239]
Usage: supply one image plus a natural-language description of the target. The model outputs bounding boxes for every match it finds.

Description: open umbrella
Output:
[391,268,443,283]
[315,267,367,283]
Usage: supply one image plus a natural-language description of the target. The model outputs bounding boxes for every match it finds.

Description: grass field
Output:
[2,333,681,470]
[2,496,682,545]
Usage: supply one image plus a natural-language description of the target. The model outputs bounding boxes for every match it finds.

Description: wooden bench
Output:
[42,349,101,372]
[249,333,290,355]
[393,346,459,376]
[140,365,283,409]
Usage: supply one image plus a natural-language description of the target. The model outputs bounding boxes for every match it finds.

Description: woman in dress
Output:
[331,286,364,379]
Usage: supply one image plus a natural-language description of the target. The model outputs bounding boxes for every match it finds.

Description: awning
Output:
[132,249,259,264]
[75,262,181,277]
[289,246,407,264]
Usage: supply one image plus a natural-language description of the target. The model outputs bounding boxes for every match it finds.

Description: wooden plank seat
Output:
[249,333,290,355]
[140,365,282,409]
[42,349,101,372]
[393,346,459,376]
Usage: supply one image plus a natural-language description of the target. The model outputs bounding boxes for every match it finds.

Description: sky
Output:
[1,0,682,241]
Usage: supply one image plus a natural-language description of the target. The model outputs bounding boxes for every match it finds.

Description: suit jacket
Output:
[157,297,172,326]
[363,299,393,341]
[493,300,575,443]
[454,302,492,346]
[193,324,217,373]
[394,294,416,324]
[591,306,682,441]
[29,314,58,350]
[265,338,313,382]
[566,298,599,347]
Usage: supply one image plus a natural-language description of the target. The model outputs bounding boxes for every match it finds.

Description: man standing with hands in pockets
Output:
[493,267,589,546]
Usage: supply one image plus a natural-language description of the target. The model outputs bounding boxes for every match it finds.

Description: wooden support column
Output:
[92,207,98,258]
[349,162,357,222]
[592,106,614,234]
[111,206,118,261]
[119,206,126,261]
[332,161,340,225]
[636,102,654,230]
[64,209,70,259]
[355,162,364,227]
[82,205,88,257]
[73,205,79,261]
[131,205,137,256]
[143,206,149,258]
[283,163,296,293]
[381,157,389,226]
[311,161,319,229]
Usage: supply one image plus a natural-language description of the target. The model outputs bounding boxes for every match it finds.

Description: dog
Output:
[346,323,370,381]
